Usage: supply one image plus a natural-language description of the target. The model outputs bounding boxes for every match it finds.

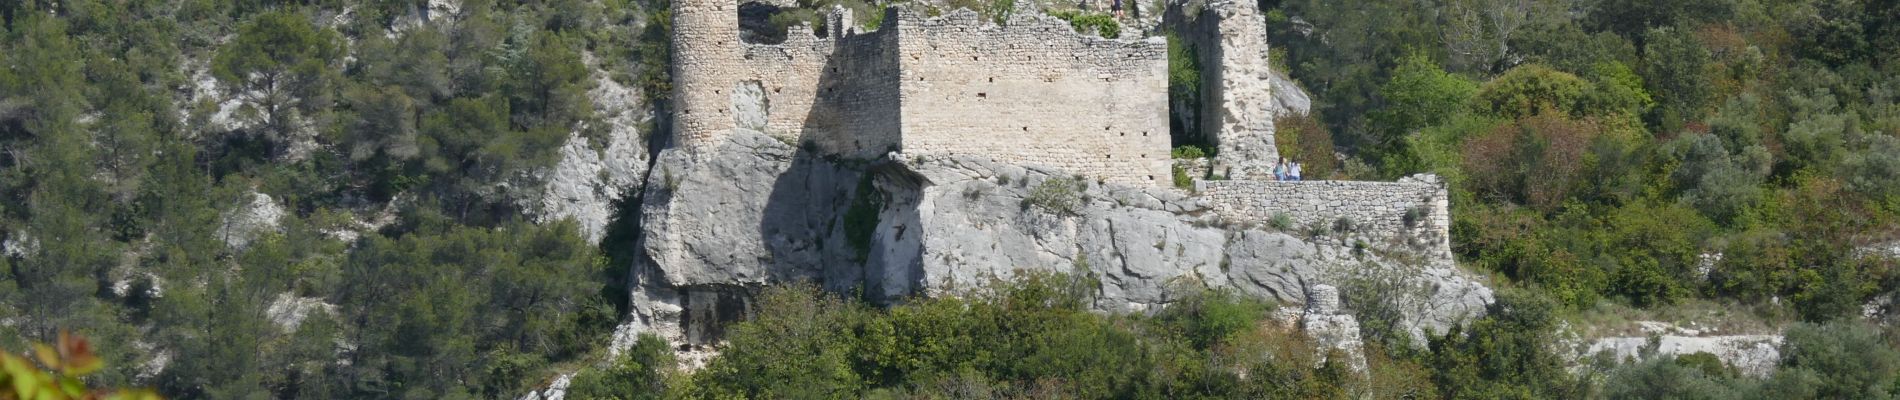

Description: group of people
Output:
[1273,158,1303,181]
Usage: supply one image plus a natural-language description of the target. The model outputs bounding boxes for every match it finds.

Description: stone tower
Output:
[670,0,743,148]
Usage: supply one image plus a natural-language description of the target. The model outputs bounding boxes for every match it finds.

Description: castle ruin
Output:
[671,0,1173,185]
[665,0,1454,265]
[634,0,1486,347]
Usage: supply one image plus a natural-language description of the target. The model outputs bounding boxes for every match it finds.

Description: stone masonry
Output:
[620,1,1488,361]
[1198,174,1454,261]
[1171,0,1280,179]
[671,0,1172,185]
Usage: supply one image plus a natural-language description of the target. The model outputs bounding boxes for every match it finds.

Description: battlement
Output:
[671,1,1170,185]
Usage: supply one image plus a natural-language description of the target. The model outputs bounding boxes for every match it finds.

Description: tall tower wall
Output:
[671,0,745,148]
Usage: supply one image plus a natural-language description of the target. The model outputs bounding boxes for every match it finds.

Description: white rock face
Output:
[1265,68,1312,118]
[530,75,651,242]
[2,231,36,258]
[628,129,1494,351]
[1572,321,1783,377]
[218,192,287,250]
[187,66,247,136]
[515,373,573,400]
[265,292,337,333]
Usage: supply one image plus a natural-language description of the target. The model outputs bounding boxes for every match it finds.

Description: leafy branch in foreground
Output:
[1,330,160,400]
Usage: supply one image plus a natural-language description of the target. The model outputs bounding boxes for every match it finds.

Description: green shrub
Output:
[1049,11,1119,38]
[566,334,677,399]
[1170,145,1208,159]
[1171,164,1193,189]
[1274,113,1336,179]
[1472,64,1592,119]
[1022,177,1085,216]
[1269,213,1294,231]
[843,173,885,262]
[1156,289,1273,350]
[1167,33,1201,137]
[1331,217,1356,234]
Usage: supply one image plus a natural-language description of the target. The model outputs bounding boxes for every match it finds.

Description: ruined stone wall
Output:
[892,9,1172,186]
[674,2,902,156]
[1170,0,1279,178]
[1198,175,1452,258]
[675,2,1174,184]
[734,11,904,157]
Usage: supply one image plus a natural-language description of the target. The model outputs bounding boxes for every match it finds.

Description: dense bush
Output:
[570,276,1439,399]
[0,1,644,397]
[1050,11,1120,38]
[1274,0,1900,320]
[1275,113,1337,179]
[1022,177,1086,216]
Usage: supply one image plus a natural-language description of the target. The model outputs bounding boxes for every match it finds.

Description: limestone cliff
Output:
[621,129,1494,350]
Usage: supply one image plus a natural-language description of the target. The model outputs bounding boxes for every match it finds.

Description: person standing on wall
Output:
[1291,161,1302,181]
[1273,158,1287,181]
[1112,0,1124,19]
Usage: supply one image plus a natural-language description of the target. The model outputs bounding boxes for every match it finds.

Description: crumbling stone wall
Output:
[674,0,905,156]
[893,9,1172,186]
[1198,175,1452,259]
[671,1,1171,184]
[1169,0,1279,178]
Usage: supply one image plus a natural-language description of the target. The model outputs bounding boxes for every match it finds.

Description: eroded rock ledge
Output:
[621,129,1494,352]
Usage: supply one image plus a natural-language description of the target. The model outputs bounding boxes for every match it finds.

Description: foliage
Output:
[1459,113,1604,212]
[1167,33,1201,138]
[1172,163,1194,189]
[842,173,885,262]
[1170,145,1208,159]
[1426,289,1582,399]
[1022,176,1086,216]
[1472,64,1593,119]
[1373,54,1478,138]
[1770,321,1900,398]
[1600,355,1747,399]
[1049,11,1119,38]
[591,276,1387,399]
[0,331,160,400]
[1275,112,1337,179]
[212,11,342,148]
[567,334,679,400]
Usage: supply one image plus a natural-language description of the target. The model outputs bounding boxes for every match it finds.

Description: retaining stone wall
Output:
[1198,175,1452,257]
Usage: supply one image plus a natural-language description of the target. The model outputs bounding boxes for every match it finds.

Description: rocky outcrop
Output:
[1568,321,1783,377]
[881,154,1491,338]
[1275,284,1368,372]
[622,129,1494,351]
[1266,68,1312,118]
[218,192,287,250]
[515,373,573,400]
[266,292,338,333]
[530,75,652,242]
